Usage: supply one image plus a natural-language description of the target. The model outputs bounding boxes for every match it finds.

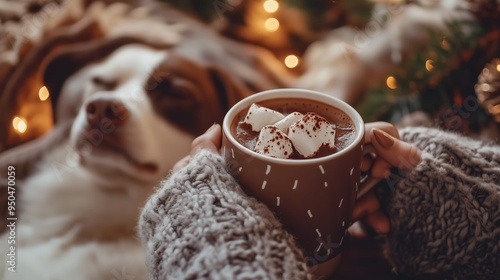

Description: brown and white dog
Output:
[0,45,289,279]
[0,7,292,278]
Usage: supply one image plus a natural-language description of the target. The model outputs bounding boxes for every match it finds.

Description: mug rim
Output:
[223,88,365,165]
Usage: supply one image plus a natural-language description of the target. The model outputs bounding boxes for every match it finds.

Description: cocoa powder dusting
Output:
[233,99,355,159]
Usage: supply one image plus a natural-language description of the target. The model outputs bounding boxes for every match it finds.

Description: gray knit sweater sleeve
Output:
[138,150,310,280]
[384,127,500,279]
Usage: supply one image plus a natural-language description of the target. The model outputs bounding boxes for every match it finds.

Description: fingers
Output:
[172,155,190,173]
[351,190,390,235]
[364,122,400,141]
[362,210,390,234]
[348,211,390,238]
[348,221,369,238]
[352,190,380,221]
[172,124,222,173]
[361,154,374,172]
[370,128,422,171]
[190,124,222,156]
[370,158,392,178]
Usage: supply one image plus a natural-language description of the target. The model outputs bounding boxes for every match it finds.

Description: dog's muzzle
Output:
[85,97,129,128]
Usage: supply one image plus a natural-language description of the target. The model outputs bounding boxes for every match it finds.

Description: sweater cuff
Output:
[383,127,500,279]
[138,150,310,279]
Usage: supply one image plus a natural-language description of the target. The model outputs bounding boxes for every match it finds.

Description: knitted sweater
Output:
[138,127,500,280]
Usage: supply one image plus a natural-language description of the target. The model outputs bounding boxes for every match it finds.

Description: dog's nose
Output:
[86,98,129,127]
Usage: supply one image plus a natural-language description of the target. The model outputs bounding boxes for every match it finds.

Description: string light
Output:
[39,86,50,101]
[261,1,300,69]
[264,17,279,32]
[490,104,500,115]
[12,116,27,134]
[441,38,450,50]
[263,0,279,13]
[481,83,491,92]
[284,55,299,68]
[386,76,397,89]
[425,60,434,71]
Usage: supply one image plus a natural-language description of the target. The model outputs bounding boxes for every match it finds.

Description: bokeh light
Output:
[425,60,434,71]
[386,76,397,89]
[12,116,27,134]
[263,0,279,13]
[39,86,50,101]
[264,18,280,32]
[284,55,299,68]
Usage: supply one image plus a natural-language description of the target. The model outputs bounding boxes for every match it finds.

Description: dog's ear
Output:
[197,40,293,108]
[145,53,252,136]
[207,65,252,112]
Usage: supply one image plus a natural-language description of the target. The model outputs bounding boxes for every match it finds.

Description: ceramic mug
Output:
[221,88,379,278]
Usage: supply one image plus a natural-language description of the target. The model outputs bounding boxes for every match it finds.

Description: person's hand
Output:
[172,124,222,173]
[350,122,422,236]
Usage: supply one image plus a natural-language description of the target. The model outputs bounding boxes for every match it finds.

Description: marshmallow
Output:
[288,112,335,158]
[243,103,285,132]
[254,125,294,159]
[274,112,303,133]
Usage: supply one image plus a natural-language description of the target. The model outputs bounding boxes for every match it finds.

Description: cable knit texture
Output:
[138,150,310,280]
[385,127,500,279]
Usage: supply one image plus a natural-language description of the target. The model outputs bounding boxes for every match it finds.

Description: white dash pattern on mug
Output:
[307,209,313,218]
[317,242,325,253]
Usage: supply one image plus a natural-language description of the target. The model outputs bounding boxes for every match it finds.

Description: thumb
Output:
[190,124,222,156]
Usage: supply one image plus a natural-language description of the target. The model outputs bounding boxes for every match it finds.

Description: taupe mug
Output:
[222,88,378,277]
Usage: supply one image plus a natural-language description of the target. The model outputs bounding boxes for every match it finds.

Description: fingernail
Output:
[372,128,395,149]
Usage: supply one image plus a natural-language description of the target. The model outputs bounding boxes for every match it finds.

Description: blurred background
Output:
[1,0,499,152]
[0,1,498,279]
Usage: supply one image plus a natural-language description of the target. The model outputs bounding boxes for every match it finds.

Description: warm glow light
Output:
[441,39,450,50]
[284,55,299,68]
[263,0,279,13]
[490,104,500,115]
[425,60,434,71]
[264,18,280,32]
[12,116,27,134]
[12,117,21,128]
[39,86,50,101]
[496,63,500,72]
[386,76,397,89]
[481,83,491,92]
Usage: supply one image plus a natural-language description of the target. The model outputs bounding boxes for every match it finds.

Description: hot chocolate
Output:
[231,98,356,159]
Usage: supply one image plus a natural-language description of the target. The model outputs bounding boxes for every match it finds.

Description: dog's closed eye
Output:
[92,76,117,91]
[146,73,191,100]
[144,70,207,134]
[145,72,170,92]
